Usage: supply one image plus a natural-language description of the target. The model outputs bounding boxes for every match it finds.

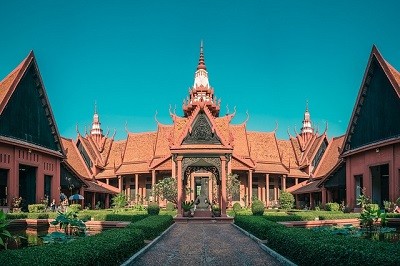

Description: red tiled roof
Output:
[84,180,119,194]
[287,179,321,194]
[254,162,288,174]
[0,52,32,114]
[105,140,126,168]
[80,137,98,163]
[290,137,302,162]
[172,116,189,145]
[123,132,156,162]
[214,116,231,144]
[230,124,250,157]
[314,135,345,178]
[61,137,90,179]
[98,137,114,165]
[247,132,281,163]
[277,139,299,167]
[385,60,400,92]
[154,125,173,157]
[117,162,150,174]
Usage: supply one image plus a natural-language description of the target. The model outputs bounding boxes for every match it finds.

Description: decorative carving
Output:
[181,157,221,182]
[182,112,221,144]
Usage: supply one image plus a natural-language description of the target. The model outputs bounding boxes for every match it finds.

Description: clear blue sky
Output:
[1,1,400,140]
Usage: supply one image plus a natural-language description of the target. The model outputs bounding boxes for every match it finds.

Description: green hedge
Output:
[28,204,46,213]
[234,215,400,265]
[386,213,400,218]
[128,215,174,239]
[0,227,145,265]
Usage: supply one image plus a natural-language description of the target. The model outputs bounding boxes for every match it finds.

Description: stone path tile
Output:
[128,223,283,266]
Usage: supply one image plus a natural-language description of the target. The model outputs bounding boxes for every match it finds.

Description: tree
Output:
[111,193,128,212]
[153,177,178,204]
[279,191,295,210]
[227,173,240,206]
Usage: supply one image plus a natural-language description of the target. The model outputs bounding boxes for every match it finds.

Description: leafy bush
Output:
[112,193,128,211]
[396,197,400,206]
[279,191,294,210]
[234,215,400,265]
[166,202,175,211]
[251,200,265,216]
[325,202,340,211]
[28,204,46,213]
[27,213,49,219]
[233,202,242,212]
[147,202,160,215]
[128,215,173,239]
[68,204,82,212]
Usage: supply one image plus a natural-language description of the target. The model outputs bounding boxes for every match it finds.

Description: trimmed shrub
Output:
[128,215,173,239]
[325,202,340,211]
[279,191,294,210]
[234,215,400,265]
[233,202,242,212]
[27,213,49,219]
[251,200,265,216]
[166,202,175,211]
[68,204,82,212]
[28,204,46,213]
[147,202,160,215]
[0,227,145,265]
[366,203,380,212]
[6,212,28,220]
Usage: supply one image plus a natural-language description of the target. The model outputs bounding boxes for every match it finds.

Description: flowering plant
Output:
[12,197,22,208]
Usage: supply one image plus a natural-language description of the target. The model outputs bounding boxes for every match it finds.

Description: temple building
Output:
[1,44,399,213]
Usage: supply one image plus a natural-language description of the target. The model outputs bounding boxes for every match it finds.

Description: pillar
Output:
[221,157,227,217]
[91,193,96,210]
[135,174,139,203]
[274,176,279,203]
[281,174,287,192]
[309,193,314,209]
[125,176,130,199]
[106,178,109,185]
[295,177,298,185]
[321,187,327,206]
[79,187,85,209]
[118,176,122,193]
[248,170,253,205]
[261,177,265,204]
[265,174,270,207]
[177,157,183,217]
[151,170,156,202]
[36,159,45,203]
[295,194,300,209]
[190,173,195,201]
[105,194,110,209]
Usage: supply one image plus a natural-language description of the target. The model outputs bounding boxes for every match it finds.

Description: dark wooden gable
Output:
[345,55,400,151]
[0,61,61,151]
[182,111,221,145]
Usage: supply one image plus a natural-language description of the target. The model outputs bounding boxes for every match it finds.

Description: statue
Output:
[194,178,210,210]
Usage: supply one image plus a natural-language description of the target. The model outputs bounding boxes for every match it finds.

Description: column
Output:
[36,158,45,203]
[106,178,109,185]
[79,187,85,209]
[105,194,110,209]
[125,176,130,199]
[281,174,287,192]
[221,157,227,217]
[135,174,139,203]
[118,176,122,193]
[177,157,183,217]
[295,177,298,185]
[151,170,156,202]
[172,157,176,178]
[295,194,300,209]
[309,193,314,209]
[91,193,96,210]
[265,174,270,208]
[248,170,253,205]
[274,176,279,203]
[261,177,266,204]
[321,187,327,206]
[190,173,195,201]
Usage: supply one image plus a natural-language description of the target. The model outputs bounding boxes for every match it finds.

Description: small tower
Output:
[183,41,220,117]
[90,102,103,145]
[300,101,314,143]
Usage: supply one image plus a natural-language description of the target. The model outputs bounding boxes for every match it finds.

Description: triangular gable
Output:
[182,109,222,145]
[343,45,400,154]
[0,51,63,153]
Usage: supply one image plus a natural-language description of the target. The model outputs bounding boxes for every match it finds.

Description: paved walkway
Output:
[127,223,283,266]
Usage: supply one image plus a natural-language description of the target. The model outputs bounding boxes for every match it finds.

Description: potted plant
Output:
[212,204,221,217]
[181,201,193,217]
[12,197,22,213]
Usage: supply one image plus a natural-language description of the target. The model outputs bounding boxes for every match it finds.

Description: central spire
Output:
[193,40,210,88]
[183,41,220,117]
[197,40,206,71]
